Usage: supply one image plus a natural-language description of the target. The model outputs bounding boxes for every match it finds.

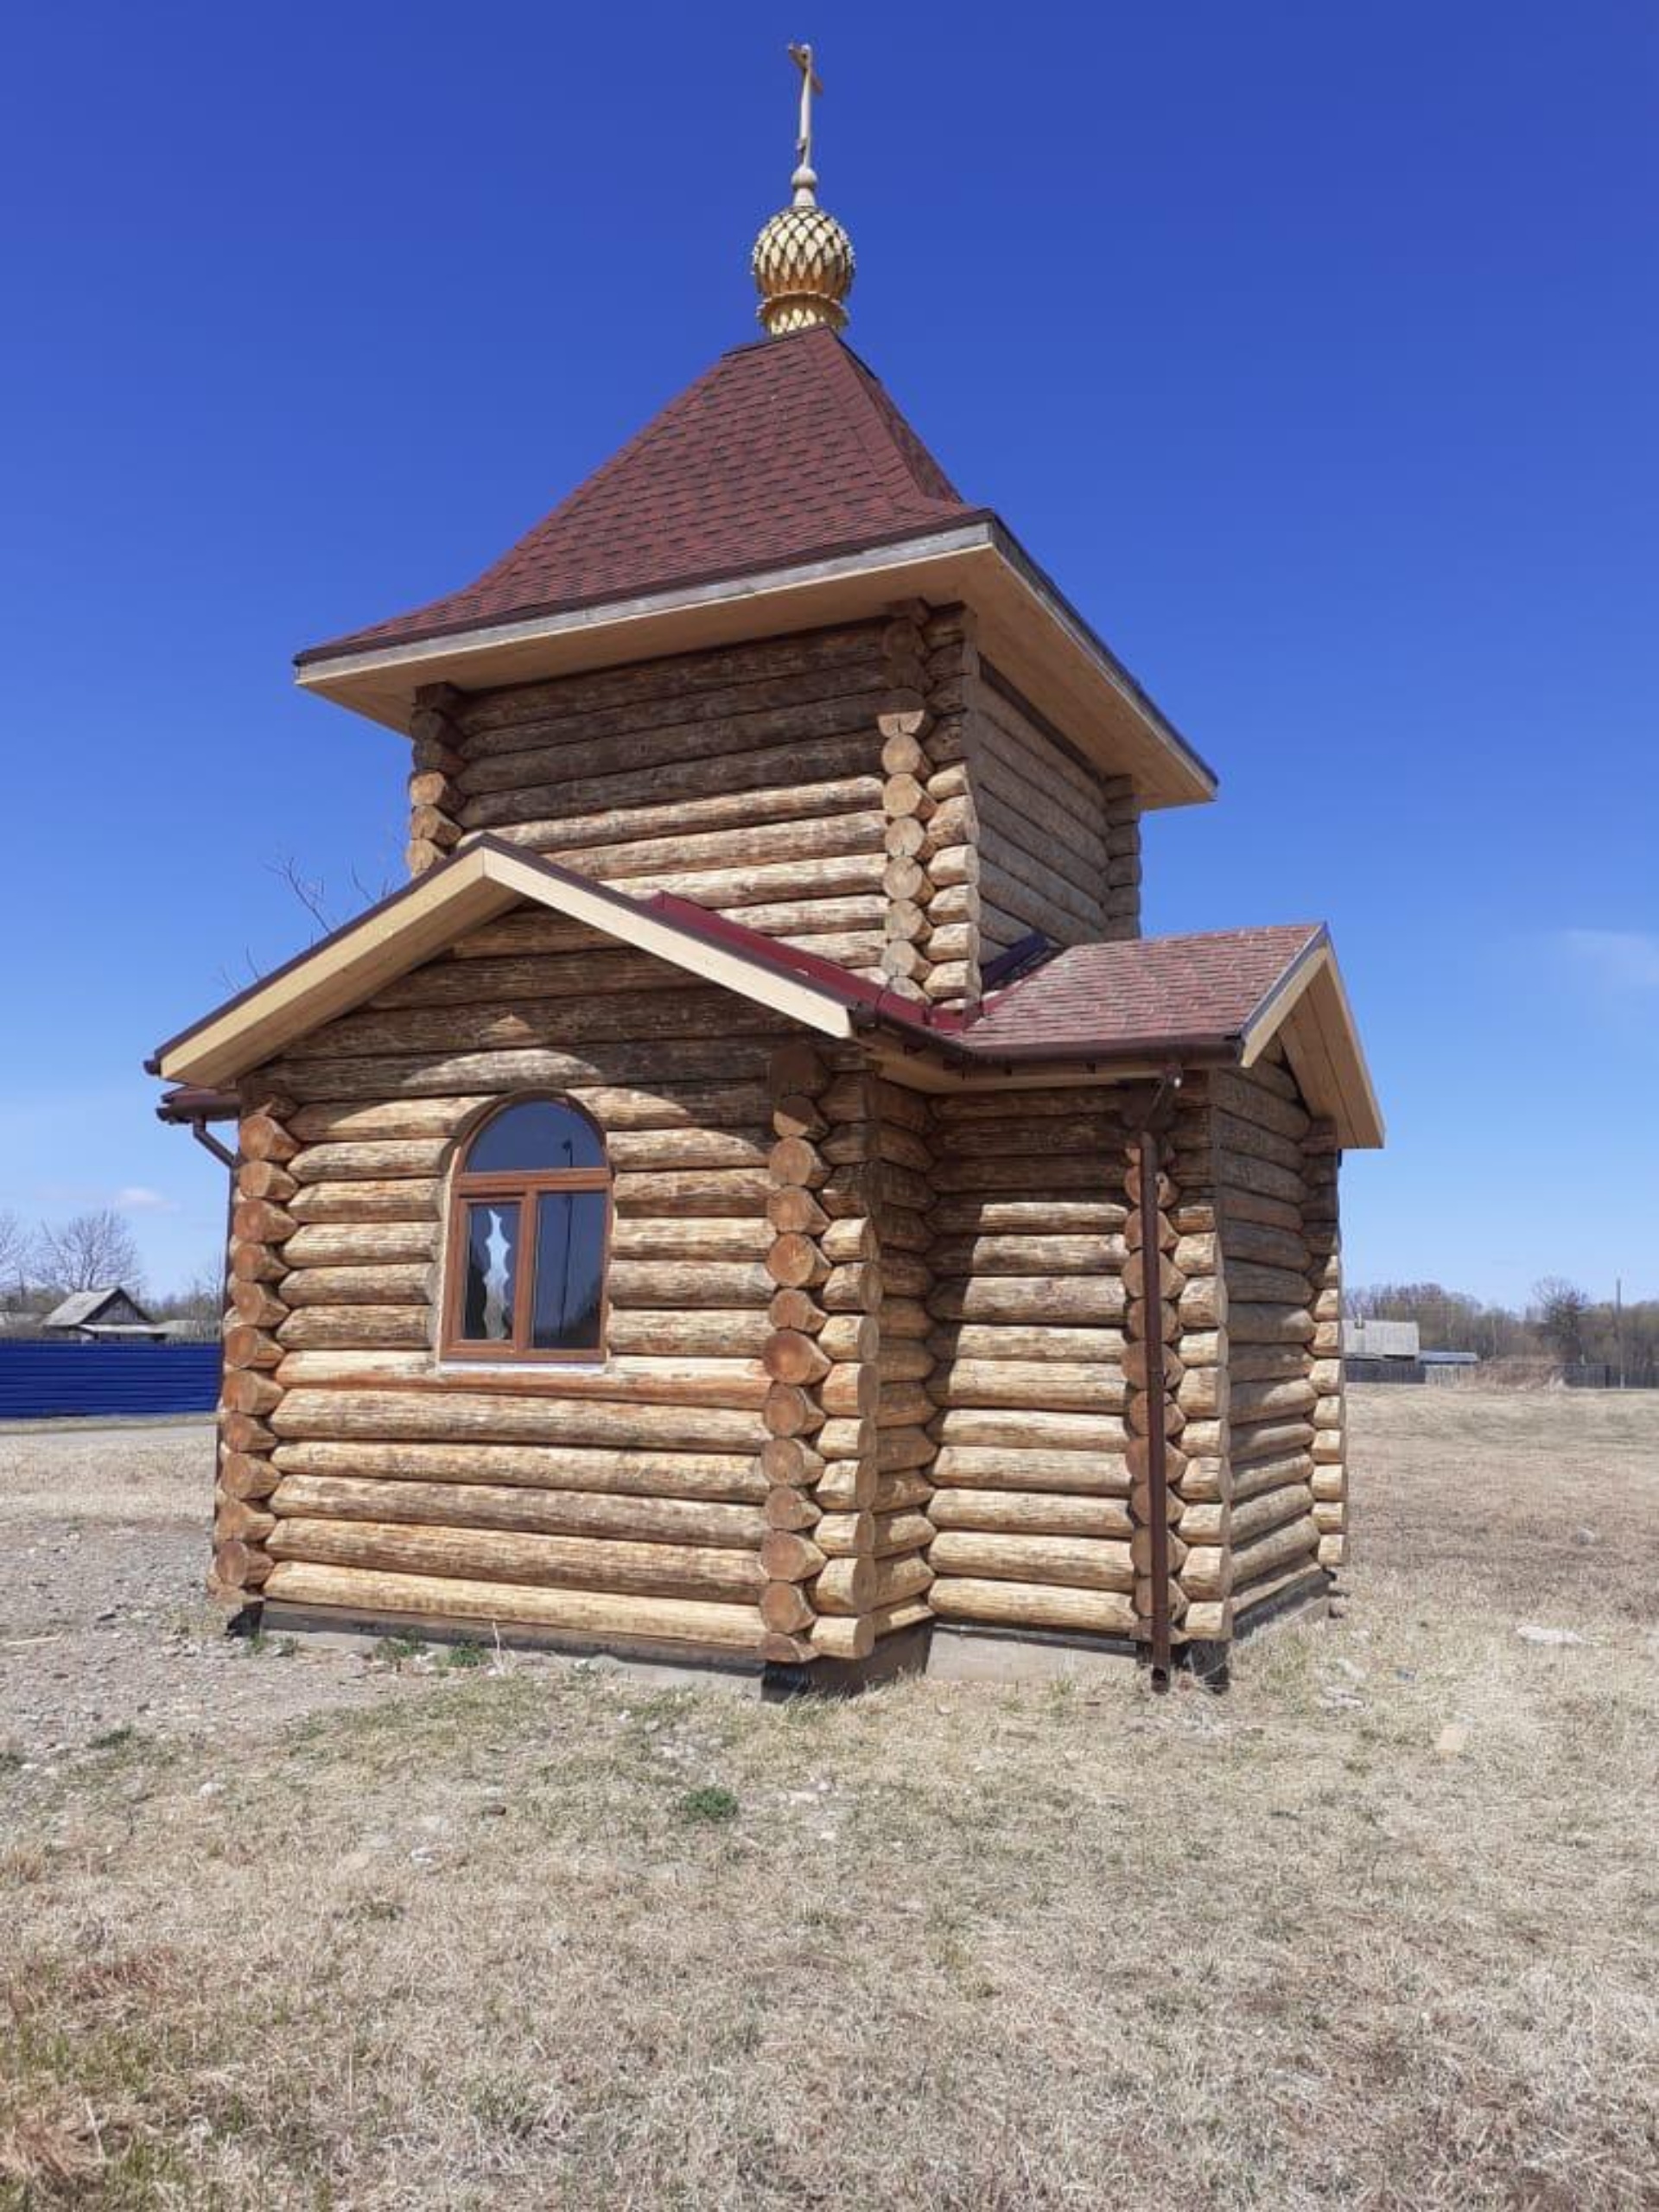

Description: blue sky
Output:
[1,1,1654,1308]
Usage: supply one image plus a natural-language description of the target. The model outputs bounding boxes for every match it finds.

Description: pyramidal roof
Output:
[302,329,985,664]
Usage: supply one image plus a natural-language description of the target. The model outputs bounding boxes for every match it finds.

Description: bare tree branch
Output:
[32,1210,145,1297]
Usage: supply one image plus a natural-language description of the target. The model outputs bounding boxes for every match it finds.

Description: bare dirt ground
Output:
[2,1389,1656,2209]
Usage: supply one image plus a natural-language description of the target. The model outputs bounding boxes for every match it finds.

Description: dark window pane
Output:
[459,1200,520,1342]
[467,1100,605,1175]
[531,1192,607,1351]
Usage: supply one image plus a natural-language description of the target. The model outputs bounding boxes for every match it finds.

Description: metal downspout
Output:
[188,1116,238,1493]
[1135,1072,1183,1691]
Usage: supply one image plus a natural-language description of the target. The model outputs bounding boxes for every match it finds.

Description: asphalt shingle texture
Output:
[304,329,978,661]
[964,926,1325,1052]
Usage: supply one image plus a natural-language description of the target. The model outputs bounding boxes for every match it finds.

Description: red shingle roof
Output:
[302,330,982,663]
[963,927,1327,1057]
[645,888,1325,1059]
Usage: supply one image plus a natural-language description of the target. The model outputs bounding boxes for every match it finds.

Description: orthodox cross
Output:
[787,42,823,175]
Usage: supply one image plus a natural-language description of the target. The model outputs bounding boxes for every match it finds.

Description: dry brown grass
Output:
[2,1388,1656,2209]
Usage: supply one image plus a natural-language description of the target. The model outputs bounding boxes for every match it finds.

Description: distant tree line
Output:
[1347,1278,1659,1382]
[0,1208,219,1334]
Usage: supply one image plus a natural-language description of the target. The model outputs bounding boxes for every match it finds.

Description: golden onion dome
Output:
[753,48,853,337]
[753,170,855,337]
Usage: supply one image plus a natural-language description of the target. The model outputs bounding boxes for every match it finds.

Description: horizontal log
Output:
[928,1360,1128,1413]
[1230,1376,1317,1424]
[271,1388,762,1452]
[930,1278,1127,1325]
[870,1553,932,1606]
[930,1157,1117,1195]
[929,1529,1133,1591]
[612,1217,771,1262]
[1231,1513,1321,1592]
[613,1169,772,1217]
[607,1260,772,1310]
[927,1197,1128,1236]
[1231,1450,1315,1503]
[928,1579,1136,1637]
[872,1507,933,1556]
[269,1515,763,1602]
[281,1264,433,1308]
[868,1332,927,1393]
[1229,1482,1315,1548]
[928,1489,1132,1540]
[601,1311,770,1358]
[1224,1219,1313,1274]
[929,1445,1129,1497]
[1206,1069,1311,1143]
[1233,1419,1317,1467]
[926,1323,1127,1364]
[289,1140,446,1184]
[936,1118,1120,1160]
[1226,1262,1313,1308]
[1205,1147,1307,1208]
[1232,1563,1328,1622]
[264,1041,768,1102]
[931,1407,1127,1452]
[263,1560,760,1649]
[290,989,787,1065]
[287,1179,440,1224]
[1228,1343,1309,1385]
[930,1234,1125,1277]
[270,1438,765,1502]
[276,1306,431,1351]
[1228,1304,1315,1346]
[270,1473,764,1551]
[283,1223,437,1268]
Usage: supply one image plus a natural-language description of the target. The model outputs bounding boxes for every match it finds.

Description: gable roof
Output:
[45,1287,152,1329]
[149,837,1382,1147]
[292,334,1216,811]
[303,331,977,663]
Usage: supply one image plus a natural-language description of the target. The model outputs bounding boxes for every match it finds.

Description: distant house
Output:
[41,1287,166,1342]
[1342,1319,1420,1362]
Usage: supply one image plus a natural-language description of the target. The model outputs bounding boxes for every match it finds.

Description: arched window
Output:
[442,1099,610,1361]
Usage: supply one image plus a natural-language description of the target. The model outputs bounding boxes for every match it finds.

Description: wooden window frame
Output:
[440,1101,612,1365]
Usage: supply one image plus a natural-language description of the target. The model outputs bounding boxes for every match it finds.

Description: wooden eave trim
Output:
[295,525,1215,812]
[153,842,856,1088]
[1240,940,1383,1148]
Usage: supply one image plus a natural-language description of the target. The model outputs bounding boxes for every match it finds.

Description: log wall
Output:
[922,1088,1137,1639]
[433,619,897,982]
[209,918,804,1654]
[958,666,1141,957]
[1175,1053,1329,1636]
[411,610,1143,1016]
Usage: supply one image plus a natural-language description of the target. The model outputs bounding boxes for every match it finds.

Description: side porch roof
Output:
[149,837,1382,1147]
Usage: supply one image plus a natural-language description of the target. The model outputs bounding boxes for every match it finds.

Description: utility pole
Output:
[1614,1275,1625,1390]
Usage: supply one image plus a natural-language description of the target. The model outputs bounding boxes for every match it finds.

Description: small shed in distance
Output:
[42,1287,166,1342]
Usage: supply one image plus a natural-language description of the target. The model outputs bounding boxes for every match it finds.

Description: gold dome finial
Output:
[752,43,855,337]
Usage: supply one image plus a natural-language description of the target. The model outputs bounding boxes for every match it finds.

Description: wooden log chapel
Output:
[150,51,1382,1686]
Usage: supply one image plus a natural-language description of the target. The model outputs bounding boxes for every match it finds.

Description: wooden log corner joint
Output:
[146,62,1381,1687]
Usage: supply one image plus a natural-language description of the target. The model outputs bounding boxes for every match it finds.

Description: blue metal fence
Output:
[0,1342,219,1419]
